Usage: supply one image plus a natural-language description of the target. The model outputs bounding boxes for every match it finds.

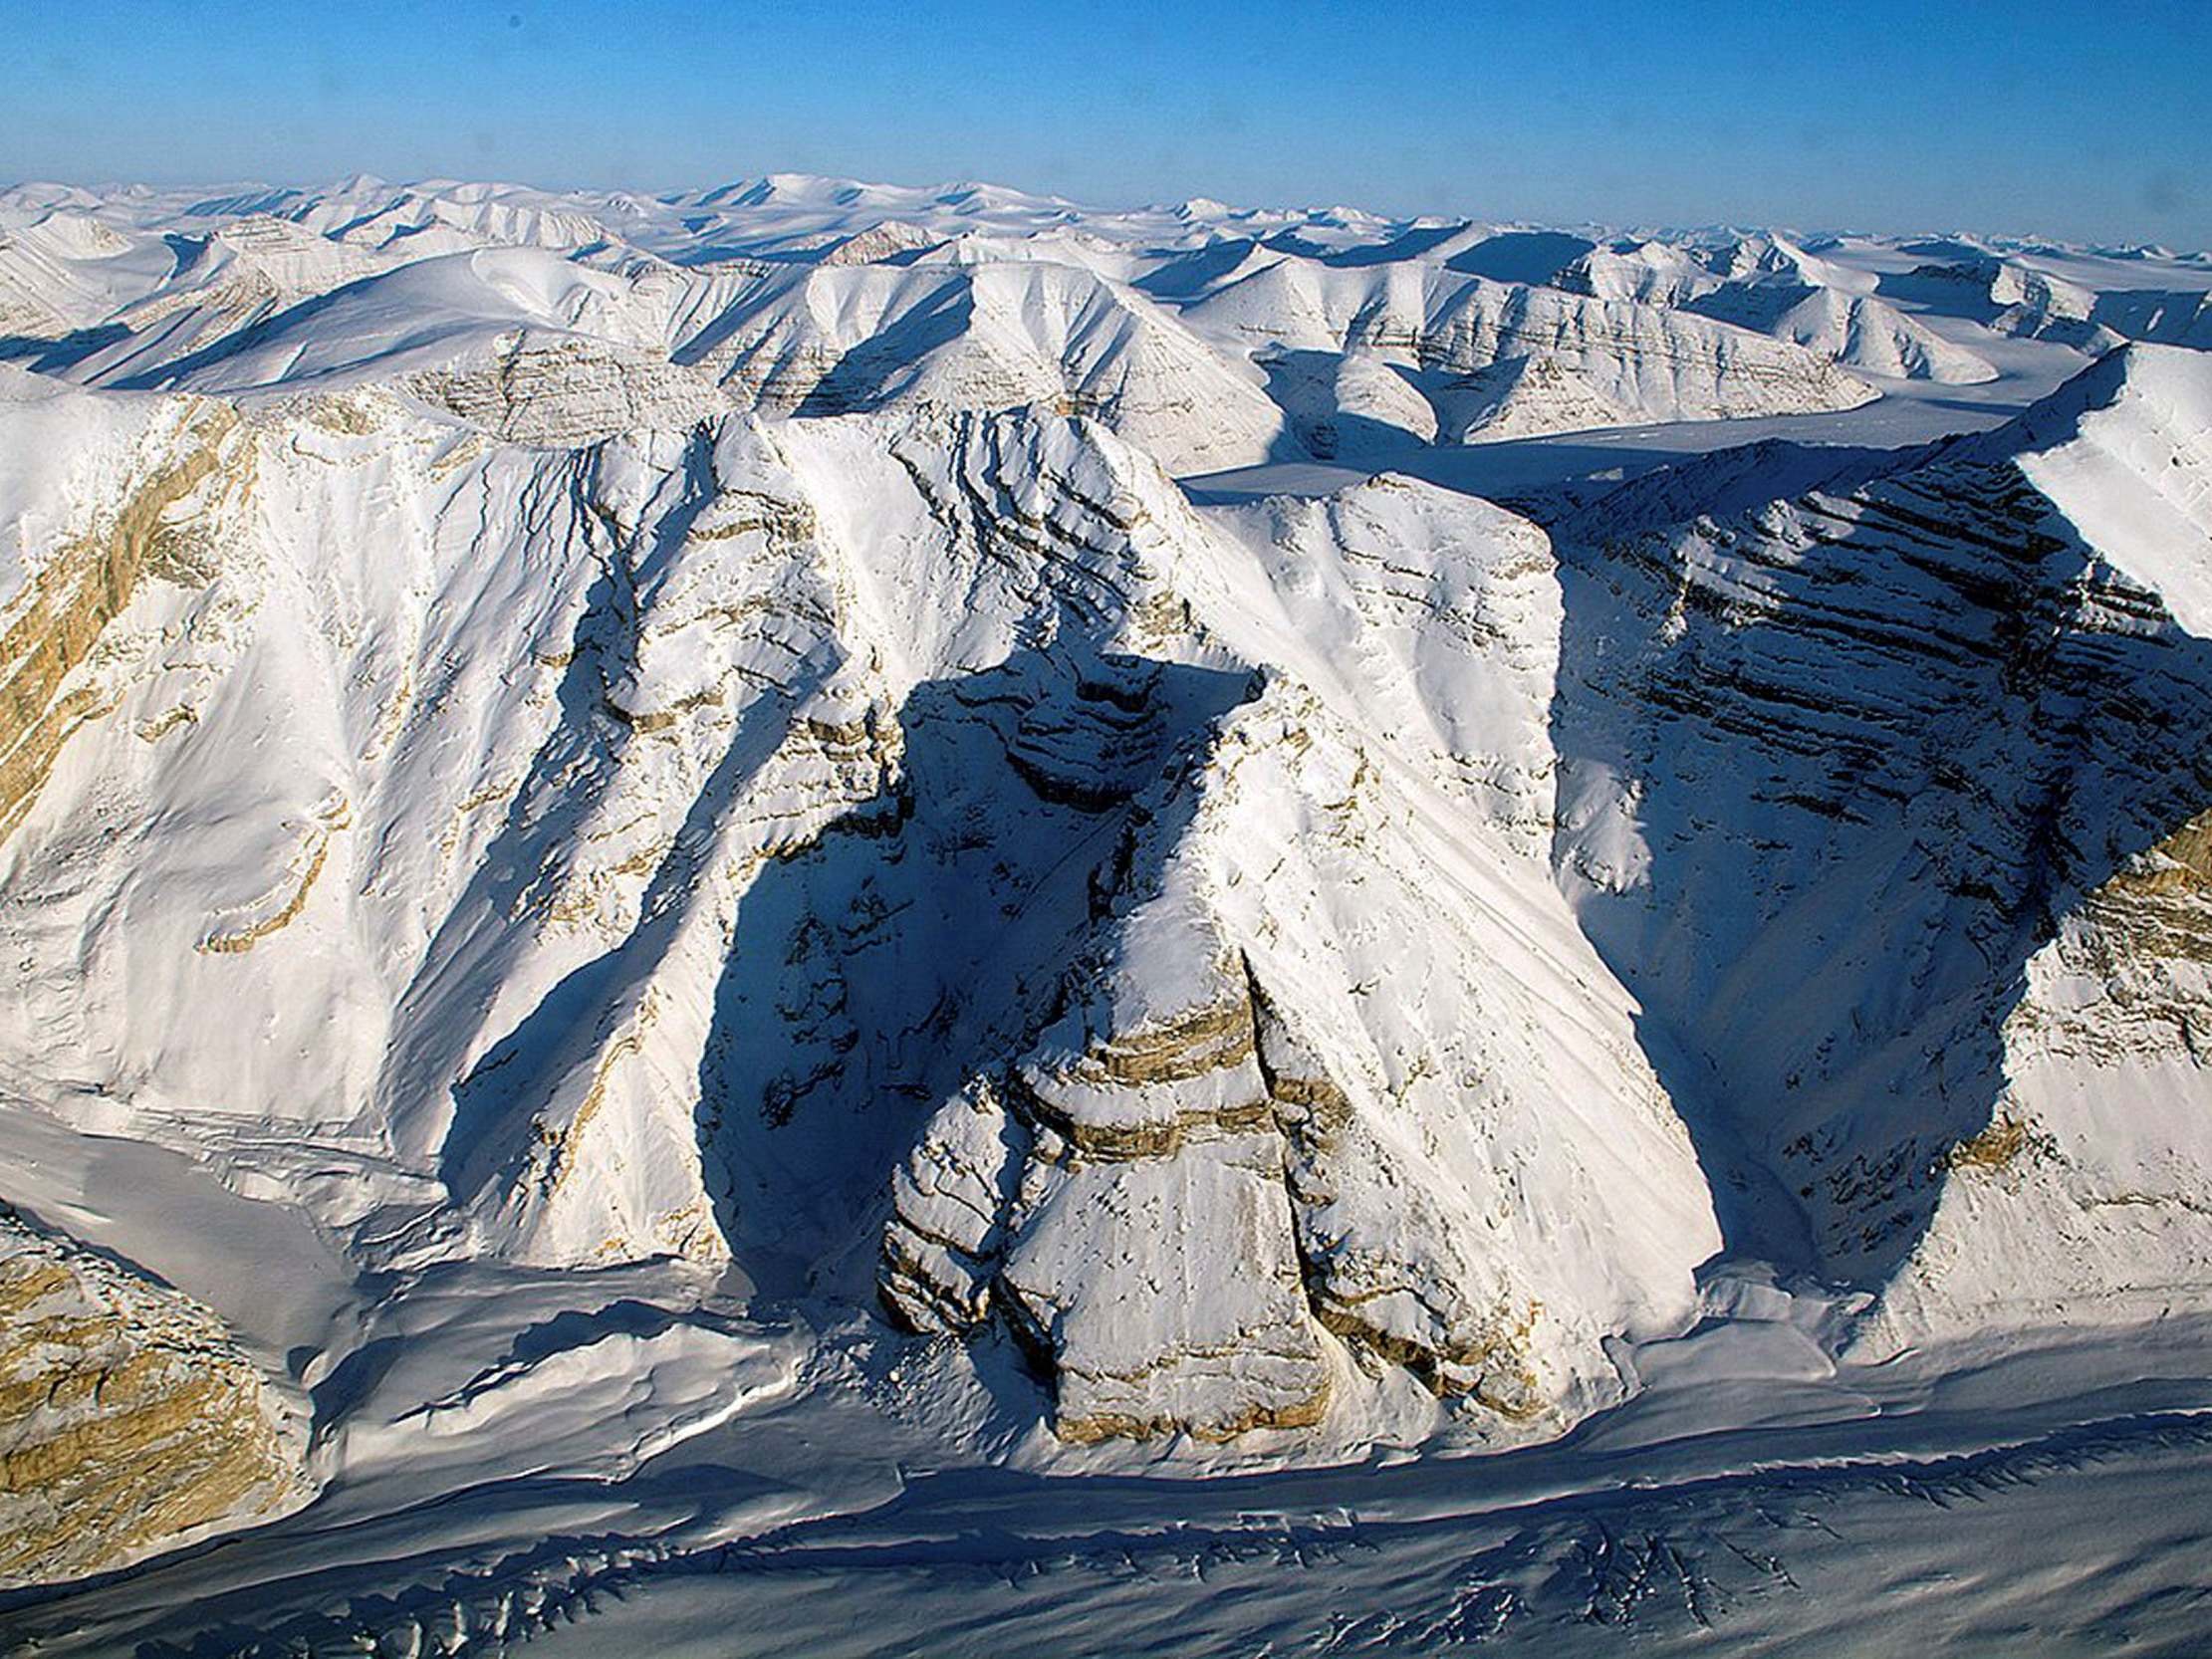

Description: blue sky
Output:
[9,0,2209,246]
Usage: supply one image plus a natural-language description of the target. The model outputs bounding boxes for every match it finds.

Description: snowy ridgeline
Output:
[0,172,2210,1643]
[6,171,2211,473]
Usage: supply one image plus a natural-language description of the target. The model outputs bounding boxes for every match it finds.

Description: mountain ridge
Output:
[3,177,2212,1648]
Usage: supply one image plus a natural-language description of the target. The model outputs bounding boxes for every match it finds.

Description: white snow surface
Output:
[1,172,2211,1654]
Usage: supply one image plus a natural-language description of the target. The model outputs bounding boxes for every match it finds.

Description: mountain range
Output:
[4,172,2212,1656]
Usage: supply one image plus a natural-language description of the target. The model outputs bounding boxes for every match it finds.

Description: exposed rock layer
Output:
[0,1210,311,1589]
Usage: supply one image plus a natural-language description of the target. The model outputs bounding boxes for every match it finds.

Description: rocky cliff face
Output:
[1181,258,1879,449]
[0,345,1718,1451]
[675,260,1290,474]
[1550,345,2212,1341]
[0,1209,312,1589]
[4,177,2212,1599]
[7,334,2212,1476]
[883,675,1716,1440]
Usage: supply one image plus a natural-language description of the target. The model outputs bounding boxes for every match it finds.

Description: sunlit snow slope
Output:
[2,172,2211,1654]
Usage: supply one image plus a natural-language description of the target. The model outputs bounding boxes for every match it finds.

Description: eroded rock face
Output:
[678,260,1288,474]
[0,364,1718,1448]
[876,956,1351,1444]
[1866,815,2212,1346]
[0,397,238,842]
[13,279,2210,1464]
[982,941,1332,1443]
[1181,260,1879,447]
[405,331,735,447]
[0,1210,312,1588]
[883,681,1719,1443]
[1549,345,2212,1346]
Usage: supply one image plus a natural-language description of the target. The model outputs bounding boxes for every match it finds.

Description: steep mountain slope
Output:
[1556,239,1721,307]
[0,361,1715,1461]
[2,175,2212,1641]
[0,211,167,341]
[1182,257,1879,447]
[0,1206,313,1588]
[56,246,738,445]
[1549,345,2212,1341]
[1551,233,1999,385]
[17,171,2211,475]
[1884,256,2124,354]
[675,260,1287,472]
[1688,283,1998,383]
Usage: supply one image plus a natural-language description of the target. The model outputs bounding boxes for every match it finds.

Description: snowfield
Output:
[2,171,2211,1656]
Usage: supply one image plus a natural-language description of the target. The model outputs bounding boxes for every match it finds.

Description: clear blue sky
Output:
[9,0,2209,247]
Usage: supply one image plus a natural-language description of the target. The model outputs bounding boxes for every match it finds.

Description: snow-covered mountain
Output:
[4,173,2212,1655]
